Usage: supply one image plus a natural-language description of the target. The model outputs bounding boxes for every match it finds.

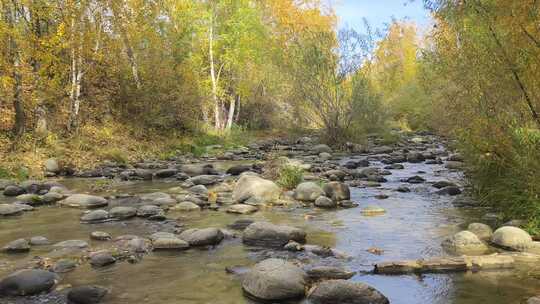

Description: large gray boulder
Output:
[312,144,332,154]
[442,231,489,255]
[307,280,389,304]
[80,210,110,223]
[179,228,224,246]
[0,269,59,296]
[232,175,280,204]
[294,182,325,202]
[44,158,60,174]
[242,259,306,301]
[243,222,306,247]
[0,204,24,216]
[323,182,350,201]
[60,194,108,209]
[491,226,533,251]
[467,223,493,240]
[67,285,108,304]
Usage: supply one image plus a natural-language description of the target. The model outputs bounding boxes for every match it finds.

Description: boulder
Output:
[3,185,25,196]
[227,219,254,230]
[323,182,350,201]
[306,266,356,281]
[67,285,108,304]
[294,182,325,202]
[467,223,493,240]
[242,258,307,301]
[188,185,208,196]
[90,231,112,241]
[60,194,108,209]
[53,240,88,249]
[406,152,425,163]
[140,192,171,202]
[136,205,163,217]
[442,231,489,255]
[179,228,224,246]
[226,204,258,214]
[29,236,50,246]
[44,158,60,174]
[307,280,389,304]
[0,269,59,296]
[3,239,30,253]
[89,251,116,267]
[436,186,462,196]
[314,196,337,209]
[151,233,189,250]
[80,210,110,223]
[0,204,24,216]
[180,164,218,176]
[243,222,306,247]
[109,206,137,219]
[52,259,77,273]
[232,175,280,204]
[171,201,201,212]
[154,168,178,178]
[491,226,533,251]
[226,165,252,176]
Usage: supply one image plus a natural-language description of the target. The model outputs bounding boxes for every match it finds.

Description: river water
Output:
[1,144,540,304]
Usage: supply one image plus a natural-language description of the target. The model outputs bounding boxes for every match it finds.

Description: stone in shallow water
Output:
[242,222,306,248]
[491,226,533,251]
[90,231,112,241]
[89,251,116,267]
[137,205,163,217]
[53,240,89,249]
[68,285,108,304]
[442,231,489,255]
[3,238,30,253]
[227,219,254,230]
[3,185,25,196]
[306,266,356,281]
[60,194,108,209]
[0,269,59,296]
[242,258,307,301]
[314,196,336,209]
[52,259,77,273]
[226,204,258,214]
[0,203,23,216]
[170,201,201,212]
[467,223,493,240]
[80,210,110,223]
[294,182,325,202]
[29,236,50,246]
[151,232,189,250]
[109,206,137,219]
[307,279,389,304]
[179,228,224,246]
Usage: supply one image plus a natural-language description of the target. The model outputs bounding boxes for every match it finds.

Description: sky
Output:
[334,0,432,34]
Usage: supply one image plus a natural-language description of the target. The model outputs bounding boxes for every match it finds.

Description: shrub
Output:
[101,148,128,164]
[277,165,304,190]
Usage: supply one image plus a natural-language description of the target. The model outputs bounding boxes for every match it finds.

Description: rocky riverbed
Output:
[1,133,540,304]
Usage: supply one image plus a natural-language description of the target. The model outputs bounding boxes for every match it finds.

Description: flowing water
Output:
[1,151,540,303]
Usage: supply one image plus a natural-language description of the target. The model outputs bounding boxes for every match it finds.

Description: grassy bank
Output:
[0,122,261,180]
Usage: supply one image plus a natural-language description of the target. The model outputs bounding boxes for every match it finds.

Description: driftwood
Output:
[374,253,540,275]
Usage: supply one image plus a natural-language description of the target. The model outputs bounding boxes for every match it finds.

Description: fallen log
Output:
[374,253,538,275]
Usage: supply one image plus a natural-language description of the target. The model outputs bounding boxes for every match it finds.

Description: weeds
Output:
[277,165,304,190]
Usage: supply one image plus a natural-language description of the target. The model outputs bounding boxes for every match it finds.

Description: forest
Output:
[1,1,540,303]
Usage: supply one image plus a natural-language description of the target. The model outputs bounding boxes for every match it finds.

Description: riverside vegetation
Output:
[1,0,540,304]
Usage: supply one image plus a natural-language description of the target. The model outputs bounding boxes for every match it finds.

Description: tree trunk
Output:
[208,15,221,130]
[226,95,237,130]
[68,16,84,132]
[6,2,25,136]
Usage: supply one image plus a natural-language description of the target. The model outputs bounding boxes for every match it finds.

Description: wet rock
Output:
[67,285,108,304]
[306,266,355,281]
[491,226,533,251]
[227,219,254,230]
[232,175,280,204]
[80,210,110,223]
[314,196,336,209]
[171,201,201,212]
[406,176,425,184]
[385,163,404,170]
[29,236,50,246]
[436,186,462,196]
[445,161,464,170]
[53,240,88,249]
[319,152,331,160]
[371,146,394,154]
[42,192,64,204]
[152,197,177,207]
[467,223,493,240]
[15,194,43,205]
[295,182,325,202]
[396,186,411,193]
[188,185,208,196]
[188,175,222,186]
[243,222,306,247]
[151,233,189,250]
[90,231,112,241]
[0,269,59,296]
[89,251,116,267]
[13,202,33,212]
[3,238,30,253]
[432,180,457,189]
[284,241,304,252]
[154,168,178,178]
[307,280,389,304]
[242,258,307,301]
[227,204,258,214]
[137,205,163,217]
[60,194,108,209]
[312,144,332,154]
[361,206,386,216]
[179,228,224,246]
[406,152,425,163]
[226,164,252,176]
[0,203,24,216]
[109,206,137,219]
[3,185,25,196]
[527,297,540,304]
[323,182,350,201]
[52,259,77,273]
[442,231,489,255]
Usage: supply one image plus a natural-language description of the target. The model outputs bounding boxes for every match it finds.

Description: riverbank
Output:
[1,133,540,304]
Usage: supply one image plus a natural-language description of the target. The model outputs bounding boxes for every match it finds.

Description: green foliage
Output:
[0,167,11,179]
[277,165,304,190]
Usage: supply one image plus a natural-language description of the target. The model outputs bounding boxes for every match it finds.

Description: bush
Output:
[277,165,304,190]
[100,148,128,164]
